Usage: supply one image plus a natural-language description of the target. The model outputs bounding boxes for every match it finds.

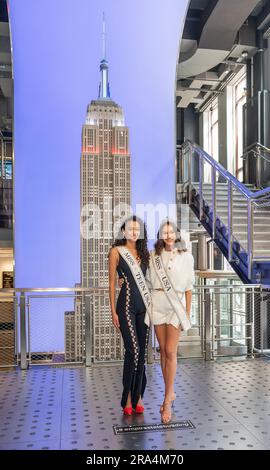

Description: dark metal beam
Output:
[256,1,270,30]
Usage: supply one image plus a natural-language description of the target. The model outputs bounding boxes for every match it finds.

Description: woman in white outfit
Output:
[146,219,195,424]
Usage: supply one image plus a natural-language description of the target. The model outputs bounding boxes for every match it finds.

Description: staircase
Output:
[193,182,270,254]
[180,140,270,284]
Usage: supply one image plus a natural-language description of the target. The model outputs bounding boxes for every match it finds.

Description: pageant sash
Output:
[116,246,153,326]
[151,250,191,331]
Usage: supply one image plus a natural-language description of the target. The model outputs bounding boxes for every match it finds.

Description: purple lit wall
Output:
[8,0,189,350]
[9,0,190,288]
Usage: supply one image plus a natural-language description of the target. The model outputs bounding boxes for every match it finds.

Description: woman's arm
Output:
[108,247,120,329]
[185,253,195,318]
[185,290,192,317]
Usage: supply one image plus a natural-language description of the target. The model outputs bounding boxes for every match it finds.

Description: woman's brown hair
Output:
[154,219,187,256]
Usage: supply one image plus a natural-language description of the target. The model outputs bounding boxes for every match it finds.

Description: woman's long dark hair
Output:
[111,215,150,267]
[154,219,187,256]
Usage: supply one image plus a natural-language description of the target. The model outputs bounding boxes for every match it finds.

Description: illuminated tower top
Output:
[98,13,111,100]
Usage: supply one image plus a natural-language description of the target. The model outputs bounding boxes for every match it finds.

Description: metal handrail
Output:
[241,143,270,187]
[181,140,270,280]
[0,286,107,293]
[183,140,270,199]
[0,283,262,292]
[242,149,270,166]
[2,283,266,368]
[244,142,270,154]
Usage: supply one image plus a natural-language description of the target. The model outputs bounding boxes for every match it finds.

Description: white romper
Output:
[145,248,195,329]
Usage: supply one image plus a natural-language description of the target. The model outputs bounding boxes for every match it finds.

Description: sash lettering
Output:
[116,246,153,326]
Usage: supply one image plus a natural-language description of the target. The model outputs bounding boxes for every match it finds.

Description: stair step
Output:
[234,230,270,235]
[200,195,256,200]
[193,191,259,197]
[216,210,270,216]
[245,242,270,247]
[193,183,255,187]
[233,237,270,243]
[206,199,269,206]
[233,223,270,228]
[197,188,251,193]
[195,185,252,190]
[234,239,270,245]
[234,229,270,234]
[213,201,249,206]
[200,195,264,202]
[190,184,270,263]
[193,188,256,194]
[234,234,270,239]
[231,246,270,254]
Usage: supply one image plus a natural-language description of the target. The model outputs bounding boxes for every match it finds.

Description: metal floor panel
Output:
[0,360,269,450]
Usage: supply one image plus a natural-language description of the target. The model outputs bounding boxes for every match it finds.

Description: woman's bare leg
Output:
[164,324,181,400]
[154,324,167,381]
[161,325,181,423]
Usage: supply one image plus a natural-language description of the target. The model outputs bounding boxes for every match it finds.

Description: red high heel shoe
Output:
[123,406,133,416]
[134,404,144,414]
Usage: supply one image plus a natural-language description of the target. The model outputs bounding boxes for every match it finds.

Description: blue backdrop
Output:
[9,0,189,350]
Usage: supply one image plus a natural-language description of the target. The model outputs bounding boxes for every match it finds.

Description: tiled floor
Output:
[0,358,269,450]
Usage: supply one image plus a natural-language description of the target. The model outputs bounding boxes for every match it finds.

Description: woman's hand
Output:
[112,311,120,330]
[118,277,124,288]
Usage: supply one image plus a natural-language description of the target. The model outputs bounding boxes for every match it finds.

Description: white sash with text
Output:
[117,246,153,327]
[151,251,191,331]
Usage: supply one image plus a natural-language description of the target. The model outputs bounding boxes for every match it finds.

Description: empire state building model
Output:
[80,20,131,361]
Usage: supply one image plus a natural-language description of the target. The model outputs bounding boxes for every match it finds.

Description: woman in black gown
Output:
[109,215,150,415]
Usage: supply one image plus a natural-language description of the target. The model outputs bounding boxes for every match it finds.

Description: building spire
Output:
[98,12,111,100]
[102,11,106,60]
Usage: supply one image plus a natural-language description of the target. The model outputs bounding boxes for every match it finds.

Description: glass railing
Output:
[1,280,269,368]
